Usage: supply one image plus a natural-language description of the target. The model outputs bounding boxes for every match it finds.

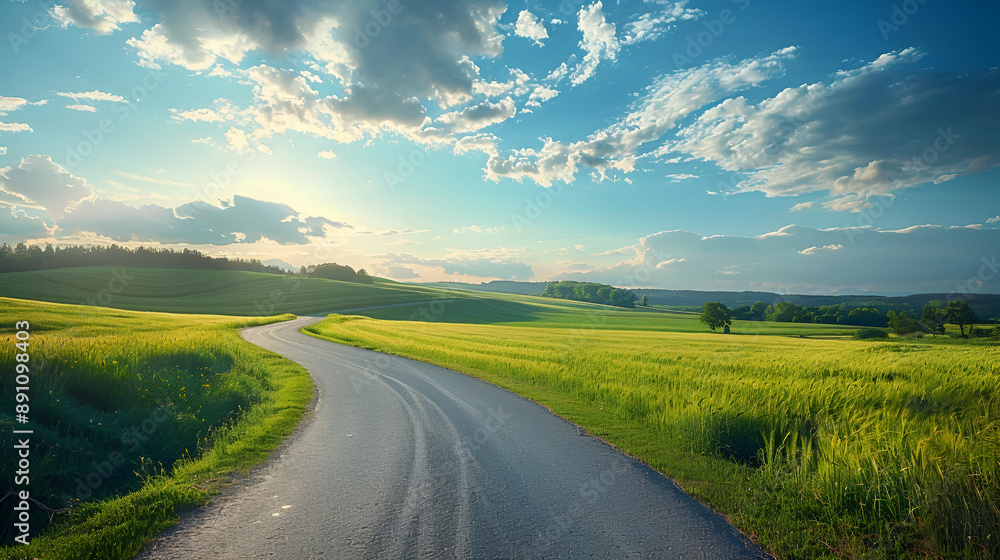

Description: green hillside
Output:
[0,267,868,336]
[0,267,451,316]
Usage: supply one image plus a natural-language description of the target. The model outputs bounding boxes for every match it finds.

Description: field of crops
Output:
[306,313,1000,559]
[0,298,313,559]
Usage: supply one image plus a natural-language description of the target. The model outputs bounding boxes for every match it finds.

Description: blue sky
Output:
[1,0,998,294]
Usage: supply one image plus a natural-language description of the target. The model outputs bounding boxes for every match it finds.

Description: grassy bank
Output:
[0,298,314,559]
[305,313,1000,559]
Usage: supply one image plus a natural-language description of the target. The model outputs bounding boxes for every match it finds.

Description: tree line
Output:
[702,299,992,337]
[0,243,290,275]
[301,263,374,284]
[542,281,638,308]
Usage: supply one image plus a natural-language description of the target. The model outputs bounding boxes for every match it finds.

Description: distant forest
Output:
[0,243,291,275]
[302,262,373,284]
[543,281,638,308]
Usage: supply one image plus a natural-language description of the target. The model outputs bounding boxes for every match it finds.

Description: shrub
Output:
[853,328,889,339]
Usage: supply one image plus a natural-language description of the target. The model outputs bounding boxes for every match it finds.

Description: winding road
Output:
[136,314,771,559]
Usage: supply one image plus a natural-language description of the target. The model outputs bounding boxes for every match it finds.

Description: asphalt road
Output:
[135,314,772,559]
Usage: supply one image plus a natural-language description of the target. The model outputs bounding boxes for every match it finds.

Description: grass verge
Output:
[0,298,314,559]
[304,313,1000,560]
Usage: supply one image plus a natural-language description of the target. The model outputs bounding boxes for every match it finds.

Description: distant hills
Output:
[420,281,1000,321]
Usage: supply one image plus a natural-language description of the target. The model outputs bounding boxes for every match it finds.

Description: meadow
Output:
[3,266,996,559]
[0,267,451,316]
[0,298,313,559]
[306,310,1000,559]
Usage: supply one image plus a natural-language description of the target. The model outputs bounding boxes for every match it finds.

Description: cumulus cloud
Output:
[51,0,139,35]
[0,123,32,133]
[514,10,549,45]
[317,150,339,160]
[672,49,1000,208]
[562,224,1000,294]
[571,2,620,86]
[128,0,506,143]
[438,98,516,133]
[60,195,345,245]
[484,47,796,186]
[0,205,51,239]
[0,154,351,245]
[988,216,1000,224]
[0,155,94,219]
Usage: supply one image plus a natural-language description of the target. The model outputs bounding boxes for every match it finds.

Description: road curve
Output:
[136,315,772,559]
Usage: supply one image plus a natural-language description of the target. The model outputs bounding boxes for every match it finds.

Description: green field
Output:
[0,267,452,315]
[306,309,1000,559]
[3,267,997,559]
[0,298,313,559]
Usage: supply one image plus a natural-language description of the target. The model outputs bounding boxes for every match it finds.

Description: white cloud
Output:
[484,48,796,186]
[0,123,33,133]
[655,257,687,268]
[515,10,549,46]
[51,0,138,35]
[0,97,32,116]
[799,244,843,255]
[224,127,248,152]
[672,49,1000,207]
[454,133,500,158]
[987,216,1000,224]
[666,173,699,182]
[438,98,516,133]
[562,225,1000,293]
[0,154,94,219]
[56,90,125,103]
[317,150,339,160]
[621,1,703,45]
[453,225,504,234]
[789,201,814,212]
[171,108,224,122]
[571,2,620,86]
[66,104,98,112]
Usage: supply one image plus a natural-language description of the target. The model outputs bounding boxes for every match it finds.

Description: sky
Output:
[0,0,998,295]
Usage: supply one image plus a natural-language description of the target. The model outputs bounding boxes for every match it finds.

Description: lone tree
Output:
[945,300,979,338]
[641,295,648,307]
[701,302,732,332]
[920,301,948,337]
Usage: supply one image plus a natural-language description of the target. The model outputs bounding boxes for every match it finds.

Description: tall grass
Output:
[0,298,313,559]
[306,315,1000,559]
